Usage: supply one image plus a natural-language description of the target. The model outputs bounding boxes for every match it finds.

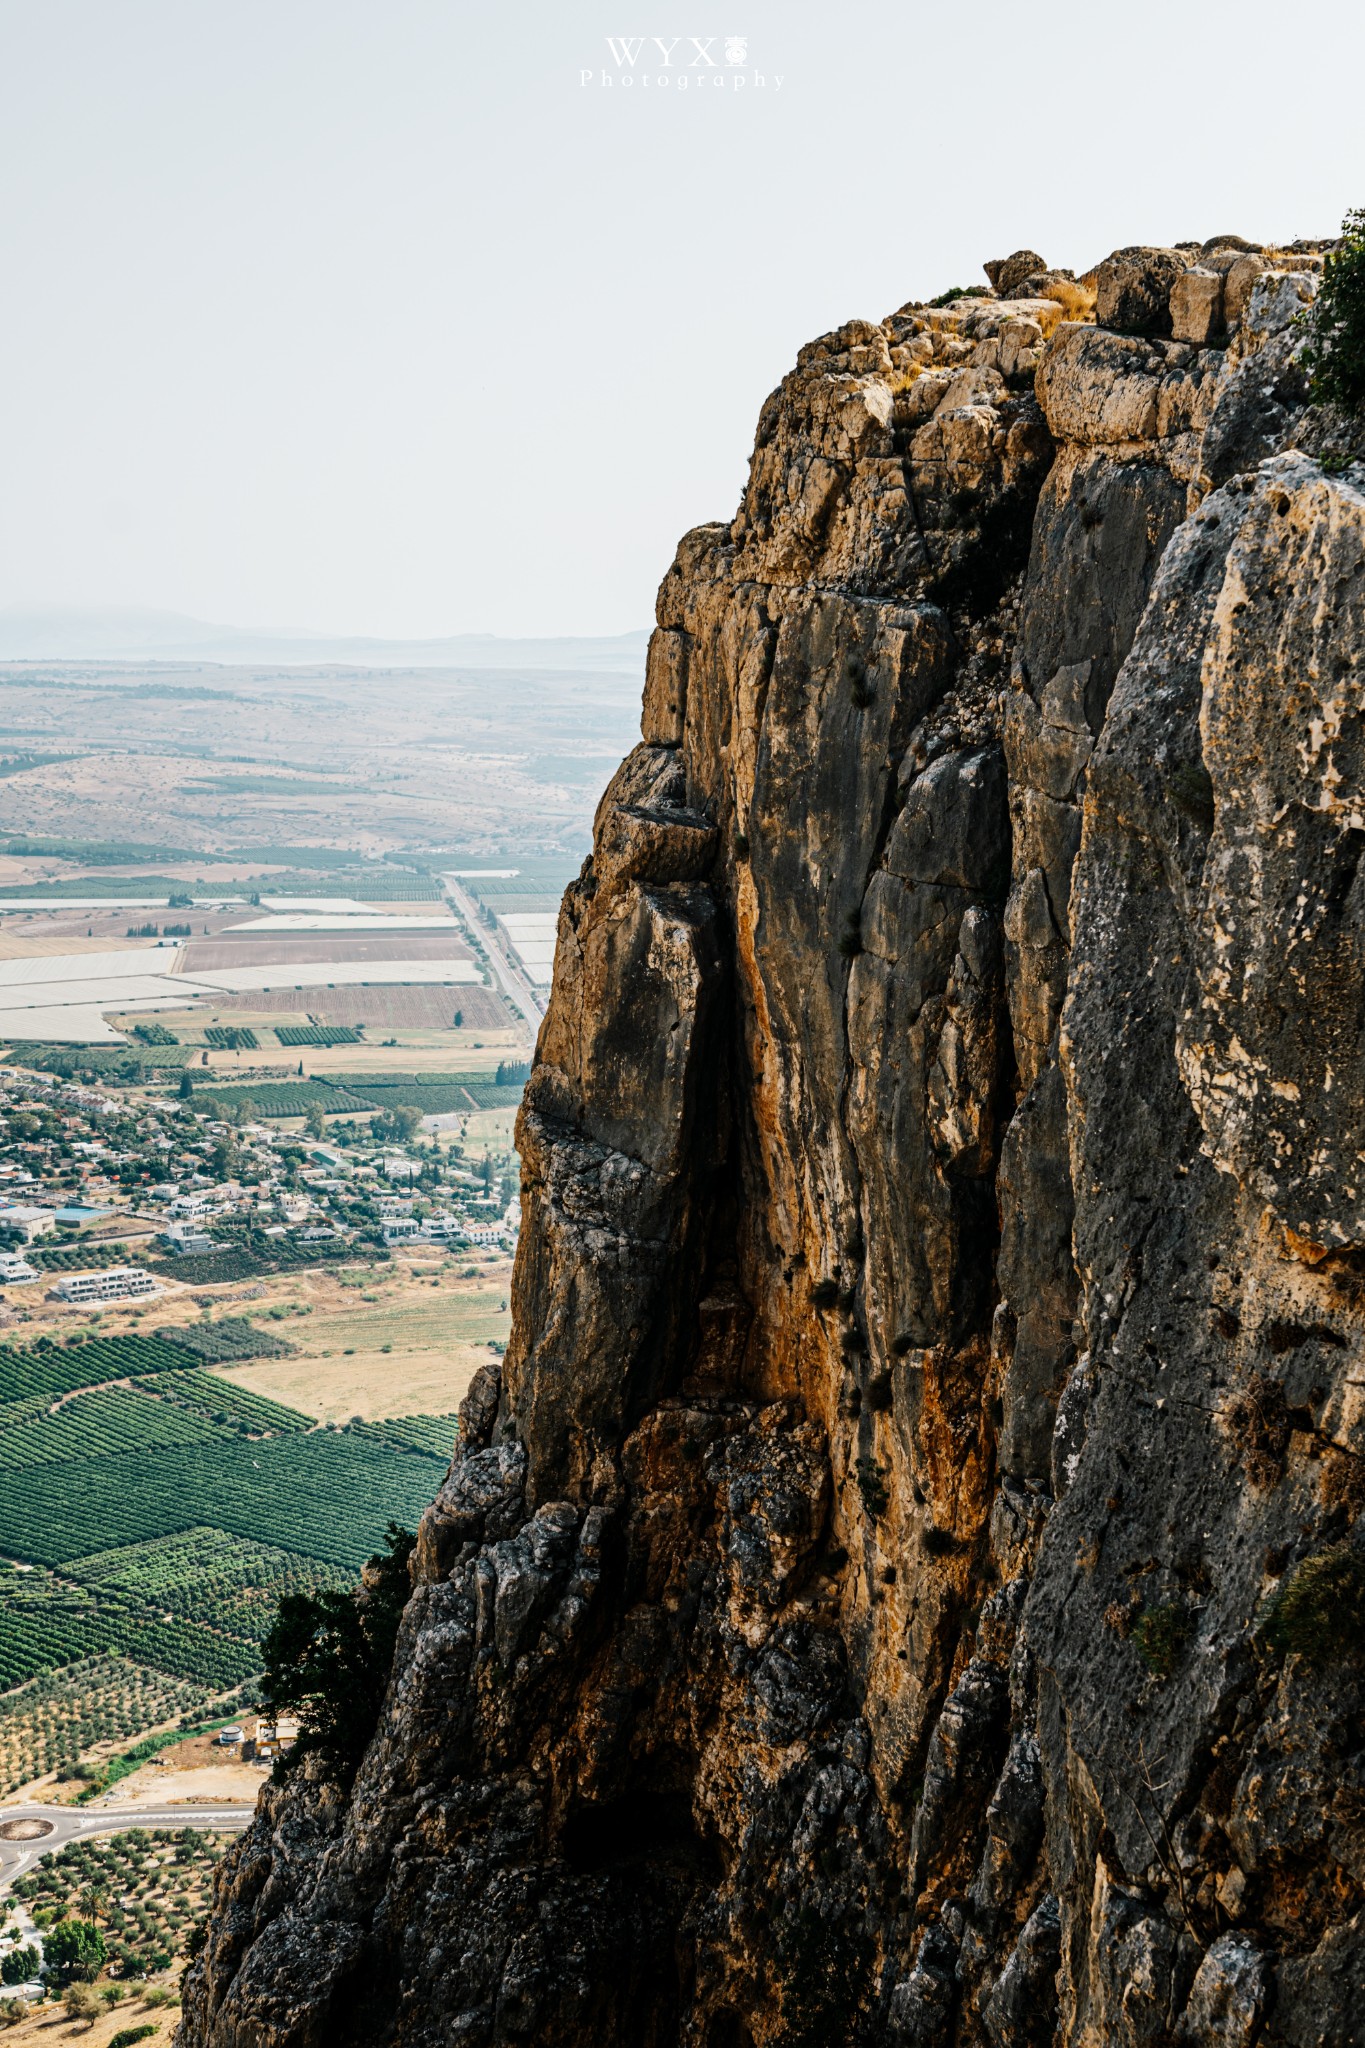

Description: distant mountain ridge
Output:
[0,606,650,672]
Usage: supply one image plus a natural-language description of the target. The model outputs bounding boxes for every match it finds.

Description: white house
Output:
[52,1266,159,1304]
[161,1221,218,1256]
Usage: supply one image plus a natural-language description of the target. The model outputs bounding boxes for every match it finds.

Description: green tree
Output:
[260,1523,415,1784]
[304,1101,327,1140]
[373,1105,422,1146]
[0,1945,38,1984]
[178,1071,193,1100]
[77,1882,108,1925]
[1305,207,1365,415]
[45,1918,106,1985]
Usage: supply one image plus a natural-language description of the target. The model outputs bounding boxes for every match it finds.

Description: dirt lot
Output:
[0,1986,184,2046]
[210,1255,512,1422]
[111,1759,266,1805]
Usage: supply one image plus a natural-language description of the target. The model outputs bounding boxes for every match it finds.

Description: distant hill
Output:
[0,606,650,673]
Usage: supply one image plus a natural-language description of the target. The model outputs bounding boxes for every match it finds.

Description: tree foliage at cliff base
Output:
[1305,207,1365,416]
[260,1521,415,1783]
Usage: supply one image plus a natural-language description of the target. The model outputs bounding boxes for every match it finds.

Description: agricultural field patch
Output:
[202,1026,257,1051]
[151,1237,383,1285]
[0,1313,456,1769]
[247,871,443,901]
[345,1412,460,1461]
[26,1241,139,1274]
[181,1079,374,1116]
[0,1430,447,1569]
[0,1567,262,1693]
[272,1024,362,1046]
[0,1386,231,1474]
[214,983,515,1030]
[0,1337,202,1406]
[69,1528,340,1636]
[161,1319,295,1365]
[0,1657,216,1794]
[137,1370,312,1438]
[217,1276,507,1422]
[6,1042,196,1078]
[9,1824,228,1980]
[69,1526,333,1605]
[327,1071,526,1114]
[180,932,469,971]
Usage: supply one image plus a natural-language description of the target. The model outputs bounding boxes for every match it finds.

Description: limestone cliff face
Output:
[181,241,1365,2047]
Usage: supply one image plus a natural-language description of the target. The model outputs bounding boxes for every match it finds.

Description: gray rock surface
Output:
[180,230,1365,2048]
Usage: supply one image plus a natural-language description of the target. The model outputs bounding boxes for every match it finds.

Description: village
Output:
[0,1057,521,1317]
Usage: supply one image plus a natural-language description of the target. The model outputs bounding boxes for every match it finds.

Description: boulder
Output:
[1169,266,1224,345]
[1095,246,1187,336]
[984,249,1047,295]
[1223,251,1268,329]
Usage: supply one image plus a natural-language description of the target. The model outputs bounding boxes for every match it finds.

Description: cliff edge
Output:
[180,236,1365,2048]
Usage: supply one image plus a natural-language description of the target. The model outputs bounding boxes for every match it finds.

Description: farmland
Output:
[204,1257,508,1421]
[0,1339,201,1406]
[0,1303,470,1793]
[272,1024,362,1047]
[0,653,623,1813]
[0,1427,446,1569]
[0,1387,232,1473]
[181,931,470,969]
[0,1659,213,1793]
[216,983,513,1029]
[8,1824,229,1984]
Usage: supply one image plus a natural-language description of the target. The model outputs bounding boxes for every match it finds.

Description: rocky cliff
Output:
[180,236,1365,2047]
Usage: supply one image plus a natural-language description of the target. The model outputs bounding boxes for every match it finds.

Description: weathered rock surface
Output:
[181,233,1365,2047]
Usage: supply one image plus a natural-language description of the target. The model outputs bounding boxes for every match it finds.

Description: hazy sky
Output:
[0,0,1358,639]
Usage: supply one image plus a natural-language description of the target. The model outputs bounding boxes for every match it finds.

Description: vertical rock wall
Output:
[181,241,1365,2048]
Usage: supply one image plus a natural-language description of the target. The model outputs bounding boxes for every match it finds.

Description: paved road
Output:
[442,877,547,1029]
[0,1801,257,1894]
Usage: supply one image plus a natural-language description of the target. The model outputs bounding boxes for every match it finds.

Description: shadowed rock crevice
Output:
[181,236,1365,2048]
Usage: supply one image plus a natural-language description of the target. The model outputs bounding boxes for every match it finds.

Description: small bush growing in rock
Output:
[1263,1543,1365,1666]
[1133,1601,1192,1680]
[1222,1372,1292,1488]
[1304,208,1365,416]
[855,1456,890,1519]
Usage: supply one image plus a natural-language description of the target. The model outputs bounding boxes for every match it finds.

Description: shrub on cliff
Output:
[1304,208,1365,415]
[1133,1601,1192,1680]
[260,1521,416,1783]
[1263,1543,1365,1666]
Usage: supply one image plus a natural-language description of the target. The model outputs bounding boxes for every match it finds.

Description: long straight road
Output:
[442,877,547,1030]
[0,1801,256,1894]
